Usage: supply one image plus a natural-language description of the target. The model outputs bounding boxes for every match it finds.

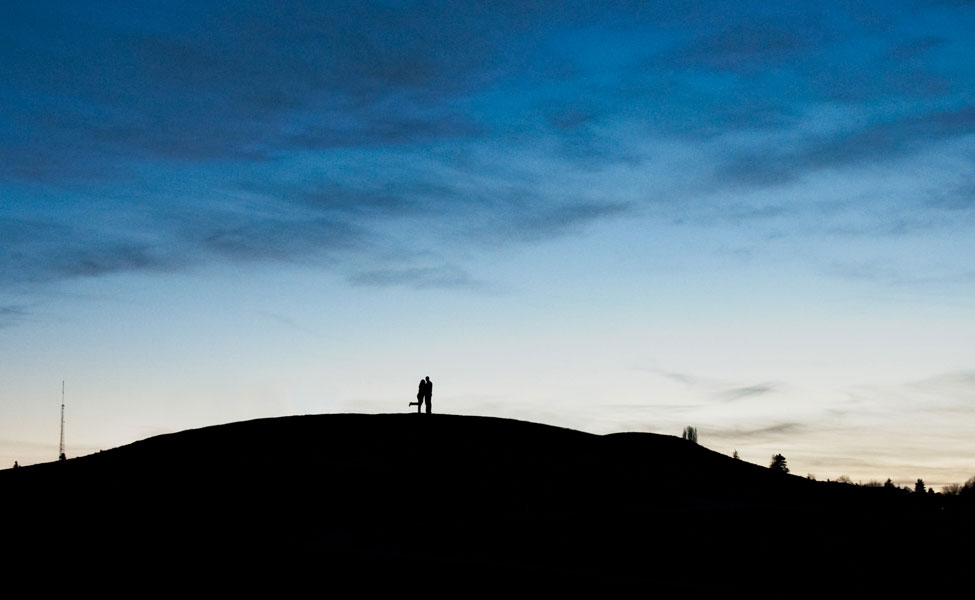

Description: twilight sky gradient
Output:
[2,1,974,486]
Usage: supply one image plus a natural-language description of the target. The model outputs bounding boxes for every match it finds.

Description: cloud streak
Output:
[347,265,487,291]
[707,421,806,442]
[0,305,30,329]
[720,384,778,402]
[714,106,975,189]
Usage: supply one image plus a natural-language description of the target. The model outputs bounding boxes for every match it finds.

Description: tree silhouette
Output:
[769,454,789,474]
[942,483,962,496]
[682,426,698,444]
[732,449,739,460]
[961,476,975,500]
[915,478,925,494]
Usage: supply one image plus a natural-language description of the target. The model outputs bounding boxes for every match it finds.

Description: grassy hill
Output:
[2,413,970,591]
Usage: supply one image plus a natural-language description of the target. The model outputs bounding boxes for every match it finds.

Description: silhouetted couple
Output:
[411,376,432,414]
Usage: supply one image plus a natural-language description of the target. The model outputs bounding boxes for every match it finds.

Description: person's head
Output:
[425,376,430,382]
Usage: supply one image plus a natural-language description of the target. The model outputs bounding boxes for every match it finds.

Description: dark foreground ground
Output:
[2,414,971,592]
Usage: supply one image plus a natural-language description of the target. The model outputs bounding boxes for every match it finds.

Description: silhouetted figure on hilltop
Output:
[408,377,432,413]
[422,376,432,414]
[409,378,424,413]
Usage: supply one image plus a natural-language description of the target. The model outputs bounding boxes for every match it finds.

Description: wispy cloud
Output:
[825,259,975,289]
[503,202,632,242]
[347,265,488,291]
[910,370,975,389]
[713,106,975,190]
[720,383,778,402]
[643,368,782,404]
[599,402,704,414]
[641,369,717,388]
[0,304,30,329]
[706,421,807,442]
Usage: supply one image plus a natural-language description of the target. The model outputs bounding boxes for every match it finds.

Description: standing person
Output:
[413,378,425,413]
[423,376,432,414]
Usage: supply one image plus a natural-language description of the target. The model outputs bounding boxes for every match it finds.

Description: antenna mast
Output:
[58,380,66,461]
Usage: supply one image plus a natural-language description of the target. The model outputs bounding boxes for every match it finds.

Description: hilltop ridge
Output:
[2,413,970,591]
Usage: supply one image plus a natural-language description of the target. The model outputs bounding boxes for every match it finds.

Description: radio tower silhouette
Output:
[58,380,66,461]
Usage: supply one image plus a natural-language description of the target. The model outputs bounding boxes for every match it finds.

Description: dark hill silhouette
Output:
[2,414,971,592]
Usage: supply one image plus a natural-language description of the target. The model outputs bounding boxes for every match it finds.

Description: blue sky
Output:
[2,1,974,486]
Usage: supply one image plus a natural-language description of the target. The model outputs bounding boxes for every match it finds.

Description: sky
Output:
[2,1,974,487]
